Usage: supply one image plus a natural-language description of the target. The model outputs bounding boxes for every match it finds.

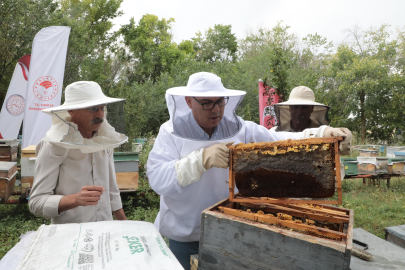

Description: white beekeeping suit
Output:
[147,72,331,242]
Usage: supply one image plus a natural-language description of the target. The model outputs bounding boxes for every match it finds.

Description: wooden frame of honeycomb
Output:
[218,200,352,241]
[228,137,343,205]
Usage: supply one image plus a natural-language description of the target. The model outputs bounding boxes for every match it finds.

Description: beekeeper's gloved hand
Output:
[299,126,352,155]
[202,142,234,169]
[323,127,352,155]
[175,142,234,187]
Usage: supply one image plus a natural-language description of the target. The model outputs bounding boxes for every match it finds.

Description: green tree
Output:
[192,24,238,63]
[0,0,59,104]
[321,24,403,143]
[120,14,185,84]
[0,0,123,105]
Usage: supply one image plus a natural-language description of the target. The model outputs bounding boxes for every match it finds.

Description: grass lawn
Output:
[341,176,405,238]
[1,176,404,260]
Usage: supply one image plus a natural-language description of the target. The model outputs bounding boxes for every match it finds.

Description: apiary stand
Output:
[228,137,343,205]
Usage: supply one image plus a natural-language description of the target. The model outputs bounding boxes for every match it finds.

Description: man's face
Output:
[185,96,226,129]
[289,105,314,126]
[68,105,105,133]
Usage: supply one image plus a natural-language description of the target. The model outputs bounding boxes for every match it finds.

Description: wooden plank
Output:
[335,140,343,205]
[232,197,340,205]
[218,206,347,240]
[22,145,36,154]
[21,177,34,194]
[116,172,138,191]
[21,153,36,158]
[270,203,349,217]
[228,147,234,202]
[0,153,17,162]
[239,202,349,224]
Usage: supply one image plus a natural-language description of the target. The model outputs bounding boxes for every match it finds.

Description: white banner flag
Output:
[0,55,31,139]
[22,26,70,149]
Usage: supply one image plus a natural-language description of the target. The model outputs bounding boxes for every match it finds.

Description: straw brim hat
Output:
[42,81,125,115]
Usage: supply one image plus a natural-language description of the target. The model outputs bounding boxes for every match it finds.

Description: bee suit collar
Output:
[41,81,127,153]
[165,72,246,140]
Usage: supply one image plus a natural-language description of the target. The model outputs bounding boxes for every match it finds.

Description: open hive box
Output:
[198,137,353,270]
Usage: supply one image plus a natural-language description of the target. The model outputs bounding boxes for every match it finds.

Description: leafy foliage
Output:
[192,24,238,63]
[120,14,186,84]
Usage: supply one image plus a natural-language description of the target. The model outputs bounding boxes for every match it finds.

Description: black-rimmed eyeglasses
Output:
[193,97,229,110]
[86,104,106,113]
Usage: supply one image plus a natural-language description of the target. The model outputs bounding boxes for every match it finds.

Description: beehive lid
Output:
[394,151,405,156]
[22,145,36,154]
[113,152,139,161]
[0,161,17,179]
[388,158,405,163]
[230,137,339,199]
[359,149,377,152]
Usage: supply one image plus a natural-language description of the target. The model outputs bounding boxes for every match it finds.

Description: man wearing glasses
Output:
[147,72,352,269]
[29,81,128,224]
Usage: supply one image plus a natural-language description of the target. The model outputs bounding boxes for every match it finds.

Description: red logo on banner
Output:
[33,76,58,101]
[6,94,25,116]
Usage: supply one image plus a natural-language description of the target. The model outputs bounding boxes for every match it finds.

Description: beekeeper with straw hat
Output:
[29,81,128,224]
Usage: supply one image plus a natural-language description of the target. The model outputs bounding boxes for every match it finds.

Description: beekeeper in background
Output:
[272,86,330,132]
[29,81,128,224]
[146,72,352,270]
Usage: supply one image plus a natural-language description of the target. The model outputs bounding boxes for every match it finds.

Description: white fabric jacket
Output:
[147,117,304,242]
[29,113,126,224]
[29,139,123,224]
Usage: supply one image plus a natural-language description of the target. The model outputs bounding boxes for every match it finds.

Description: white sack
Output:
[15,221,183,270]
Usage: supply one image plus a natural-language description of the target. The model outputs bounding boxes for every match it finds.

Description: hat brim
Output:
[42,97,125,115]
[274,98,328,107]
[166,86,246,97]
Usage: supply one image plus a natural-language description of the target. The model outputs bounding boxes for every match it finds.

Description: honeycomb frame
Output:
[228,137,343,205]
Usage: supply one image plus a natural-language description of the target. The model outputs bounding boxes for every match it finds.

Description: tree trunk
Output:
[360,92,365,143]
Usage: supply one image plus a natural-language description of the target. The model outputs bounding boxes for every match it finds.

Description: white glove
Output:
[323,127,352,155]
[299,125,328,139]
[174,142,234,187]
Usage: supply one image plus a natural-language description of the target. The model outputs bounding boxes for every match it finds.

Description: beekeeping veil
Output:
[42,81,128,153]
[273,86,330,132]
[165,72,246,140]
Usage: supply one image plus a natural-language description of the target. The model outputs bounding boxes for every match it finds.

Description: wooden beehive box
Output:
[113,152,139,192]
[228,137,343,205]
[357,157,389,175]
[199,198,353,270]
[0,139,19,162]
[0,161,18,201]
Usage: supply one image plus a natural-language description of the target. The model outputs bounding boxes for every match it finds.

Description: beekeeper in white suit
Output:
[146,72,352,270]
[29,81,128,224]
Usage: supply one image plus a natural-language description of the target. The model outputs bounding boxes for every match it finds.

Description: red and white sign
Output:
[259,80,281,129]
[0,55,31,139]
[6,94,25,116]
[22,26,70,148]
[33,76,58,101]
